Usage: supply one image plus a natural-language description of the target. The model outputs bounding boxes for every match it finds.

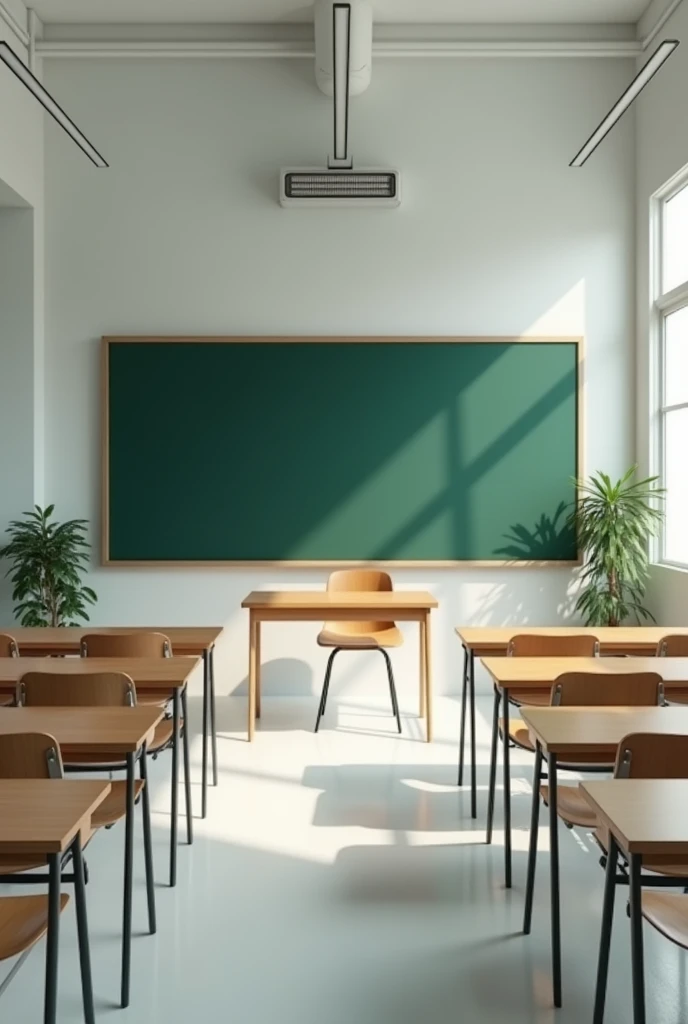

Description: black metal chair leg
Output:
[523,745,543,934]
[381,649,402,733]
[72,835,95,1024]
[314,648,339,732]
[139,744,157,935]
[182,687,193,846]
[593,834,619,1024]
[486,686,500,844]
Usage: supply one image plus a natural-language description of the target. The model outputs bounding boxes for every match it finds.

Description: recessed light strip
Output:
[0,40,108,168]
[570,39,678,167]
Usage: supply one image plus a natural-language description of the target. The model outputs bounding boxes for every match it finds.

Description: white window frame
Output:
[652,165,688,569]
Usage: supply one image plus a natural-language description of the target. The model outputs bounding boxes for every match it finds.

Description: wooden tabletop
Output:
[482,656,688,690]
[242,591,438,610]
[0,706,164,754]
[457,626,688,654]
[0,656,200,694]
[0,780,111,854]
[4,627,223,655]
[581,780,688,856]
[521,707,688,756]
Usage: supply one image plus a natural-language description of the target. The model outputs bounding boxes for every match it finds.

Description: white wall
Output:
[43,56,636,700]
[636,0,688,625]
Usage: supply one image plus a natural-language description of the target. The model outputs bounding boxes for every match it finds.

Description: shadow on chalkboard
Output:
[493,502,574,562]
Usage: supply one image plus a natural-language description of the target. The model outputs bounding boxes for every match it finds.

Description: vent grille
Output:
[285,171,397,200]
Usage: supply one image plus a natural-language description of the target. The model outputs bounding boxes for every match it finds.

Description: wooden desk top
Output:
[581,780,688,856]
[5,626,222,656]
[482,656,688,689]
[0,656,200,692]
[456,626,688,654]
[0,706,164,754]
[521,707,688,756]
[242,591,438,610]
[0,780,111,854]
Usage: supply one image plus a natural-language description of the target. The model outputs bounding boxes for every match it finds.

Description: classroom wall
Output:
[42,56,636,700]
[636,0,688,626]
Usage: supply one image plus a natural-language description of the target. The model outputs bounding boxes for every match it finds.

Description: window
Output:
[656,177,688,567]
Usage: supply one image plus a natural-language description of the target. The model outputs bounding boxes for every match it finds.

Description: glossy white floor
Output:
[2,693,687,1023]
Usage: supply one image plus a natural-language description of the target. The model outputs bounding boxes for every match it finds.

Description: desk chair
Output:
[315,570,402,734]
[658,634,688,704]
[523,672,663,934]
[0,634,18,708]
[0,894,70,1005]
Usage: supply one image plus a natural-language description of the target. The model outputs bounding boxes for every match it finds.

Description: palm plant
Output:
[0,505,97,626]
[567,467,665,626]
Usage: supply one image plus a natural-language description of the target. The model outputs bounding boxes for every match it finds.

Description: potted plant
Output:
[0,505,97,626]
[567,467,665,626]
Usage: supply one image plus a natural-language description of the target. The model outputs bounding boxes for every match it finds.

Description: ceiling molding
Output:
[0,0,29,47]
[639,0,684,47]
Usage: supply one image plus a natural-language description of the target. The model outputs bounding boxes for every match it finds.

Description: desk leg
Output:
[182,686,193,845]
[548,753,562,1008]
[201,648,209,819]
[457,645,469,786]
[44,853,61,1024]
[72,835,95,1024]
[469,651,477,819]
[120,752,135,1006]
[419,619,427,719]
[255,620,262,720]
[523,744,543,934]
[593,834,619,1024]
[248,613,257,742]
[139,743,157,935]
[170,690,180,887]
[629,853,646,1024]
[210,645,218,785]
[502,687,512,888]
[423,613,433,742]
[486,686,500,845]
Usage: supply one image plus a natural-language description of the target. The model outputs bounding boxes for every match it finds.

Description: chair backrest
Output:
[80,632,172,658]
[615,733,688,779]
[657,634,688,657]
[0,732,63,779]
[507,634,600,657]
[551,672,663,707]
[20,672,137,708]
[0,634,18,658]
[323,570,395,636]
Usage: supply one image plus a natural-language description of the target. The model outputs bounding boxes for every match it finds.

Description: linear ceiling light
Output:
[570,38,678,167]
[0,40,108,168]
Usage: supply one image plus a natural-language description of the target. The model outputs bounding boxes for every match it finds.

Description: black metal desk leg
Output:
[121,751,135,1008]
[469,651,477,819]
[629,853,646,1024]
[210,644,218,786]
[523,744,543,934]
[593,834,619,1024]
[182,686,193,845]
[486,686,500,845]
[44,853,61,1024]
[457,645,469,786]
[201,648,209,819]
[139,743,157,935]
[170,688,180,887]
[502,686,512,888]
[548,753,562,1008]
[72,835,95,1024]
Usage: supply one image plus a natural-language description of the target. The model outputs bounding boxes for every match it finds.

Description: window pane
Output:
[665,305,688,407]
[664,407,688,565]
[664,183,688,293]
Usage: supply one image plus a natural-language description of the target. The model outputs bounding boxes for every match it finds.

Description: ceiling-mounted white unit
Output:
[280,2,399,208]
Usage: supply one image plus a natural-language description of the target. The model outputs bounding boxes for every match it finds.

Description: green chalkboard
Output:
[103,338,581,565]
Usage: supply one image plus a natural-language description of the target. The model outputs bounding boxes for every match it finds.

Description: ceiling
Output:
[30,0,655,25]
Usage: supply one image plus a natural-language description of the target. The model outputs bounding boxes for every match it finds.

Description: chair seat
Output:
[541,784,600,828]
[0,894,69,962]
[150,718,178,753]
[0,694,13,708]
[317,626,403,649]
[643,893,688,949]
[499,717,534,751]
[137,690,173,708]
[91,780,145,829]
[509,690,551,708]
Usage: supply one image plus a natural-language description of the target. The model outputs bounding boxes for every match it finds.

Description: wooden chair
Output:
[657,634,688,704]
[80,632,192,846]
[0,894,69,998]
[315,570,402,734]
[0,633,18,708]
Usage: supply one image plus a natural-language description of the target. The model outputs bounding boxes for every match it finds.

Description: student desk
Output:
[241,591,438,741]
[454,626,688,820]
[6,626,222,818]
[520,707,688,1010]
[0,657,198,889]
[0,779,110,1024]
[483,656,688,890]
[0,706,162,1008]
[582,779,688,1024]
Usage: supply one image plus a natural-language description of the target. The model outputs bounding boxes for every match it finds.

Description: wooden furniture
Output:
[5,625,221,819]
[520,708,688,1010]
[582,779,688,1024]
[455,626,688,821]
[0,633,18,709]
[241,590,437,741]
[0,779,110,1024]
[0,706,161,1008]
[315,571,403,734]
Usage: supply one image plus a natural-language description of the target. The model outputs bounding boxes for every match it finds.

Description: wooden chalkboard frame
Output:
[101,335,584,568]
